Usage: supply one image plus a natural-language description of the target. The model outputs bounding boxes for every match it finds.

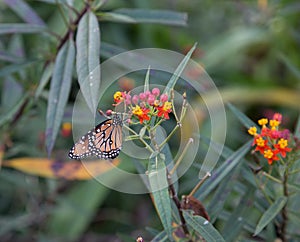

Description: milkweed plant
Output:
[93,51,300,241]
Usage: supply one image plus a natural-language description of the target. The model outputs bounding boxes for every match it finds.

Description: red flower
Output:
[274,138,292,158]
[157,101,172,119]
[254,136,269,154]
[264,149,279,165]
[132,105,150,124]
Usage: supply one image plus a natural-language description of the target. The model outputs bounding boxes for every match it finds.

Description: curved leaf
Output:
[35,63,53,99]
[3,157,119,180]
[164,43,196,96]
[46,38,75,154]
[113,9,187,26]
[148,155,173,241]
[197,140,252,200]
[183,211,225,242]
[254,196,287,236]
[227,103,259,130]
[3,0,46,26]
[76,11,101,113]
[0,24,47,34]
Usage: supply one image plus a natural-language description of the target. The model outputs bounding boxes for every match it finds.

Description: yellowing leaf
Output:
[2,157,120,180]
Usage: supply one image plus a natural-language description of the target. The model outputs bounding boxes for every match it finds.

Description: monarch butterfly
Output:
[68,115,123,160]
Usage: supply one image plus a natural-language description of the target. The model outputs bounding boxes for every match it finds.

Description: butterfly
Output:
[68,115,123,160]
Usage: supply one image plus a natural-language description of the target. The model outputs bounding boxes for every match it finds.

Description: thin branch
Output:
[167,173,190,237]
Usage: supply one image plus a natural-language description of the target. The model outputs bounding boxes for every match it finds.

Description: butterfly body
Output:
[69,115,123,160]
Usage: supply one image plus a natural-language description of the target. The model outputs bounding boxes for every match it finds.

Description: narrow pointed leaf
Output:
[76,11,101,113]
[46,38,75,154]
[198,140,252,200]
[0,94,28,127]
[144,66,150,92]
[35,64,53,99]
[0,51,22,63]
[294,114,300,139]
[227,103,259,130]
[113,9,187,26]
[254,196,287,236]
[183,211,225,242]
[98,12,136,23]
[148,155,173,241]
[0,24,47,34]
[3,0,46,26]
[164,43,196,96]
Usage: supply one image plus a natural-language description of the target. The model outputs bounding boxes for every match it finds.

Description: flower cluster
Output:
[248,113,292,165]
[113,88,173,124]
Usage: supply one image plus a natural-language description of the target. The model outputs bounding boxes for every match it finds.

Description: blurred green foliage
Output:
[0,0,299,241]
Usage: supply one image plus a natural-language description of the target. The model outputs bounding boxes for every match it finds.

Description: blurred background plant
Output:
[0,0,299,241]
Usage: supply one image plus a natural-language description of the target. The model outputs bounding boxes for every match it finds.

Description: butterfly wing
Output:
[69,116,123,160]
[91,118,123,159]
[68,131,93,160]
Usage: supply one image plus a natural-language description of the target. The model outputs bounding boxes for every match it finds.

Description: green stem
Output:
[261,171,282,184]
[254,174,272,204]
[280,168,289,242]
[123,124,154,153]
[56,0,70,28]
[158,123,180,150]
[169,138,193,175]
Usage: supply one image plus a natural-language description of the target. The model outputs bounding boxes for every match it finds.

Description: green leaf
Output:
[0,60,37,77]
[277,52,300,80]
[198,140,252,200]
[222,187,256,241]
[183,211,225,242]
[151,230,168,242]
[148,155,173,241]
[203,27,267,70]
[3,0,46,26]
[294,114,300,139]
[76,11,101,113]
[227,103,259,130]
[2,77,23,112]
[0,24,47,34]
[254,196,288,236]
[35,64,53,99]
[0,94,28,127]
[144,66,151,92]
[0,51,22,63]
[46,38,75,154]
[164,43,196,96]
[113,9,187,26]
[101,42,126,58]
[92,0,108,10]
[46,179,109,240]
[98,12,136,23]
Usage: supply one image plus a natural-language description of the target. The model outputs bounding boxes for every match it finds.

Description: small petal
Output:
[152,88,160,96]
[160,93,168,103]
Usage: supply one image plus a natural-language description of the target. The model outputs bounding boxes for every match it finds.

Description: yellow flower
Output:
[278,138,288,149]
[269,119,280,128]
[264,149,274,159]
[248,126,257,136]
[258,118,268,126]
[132,105,143,116]
[255,137,265,147]
[114,91,124,103]
[163,101,172,111]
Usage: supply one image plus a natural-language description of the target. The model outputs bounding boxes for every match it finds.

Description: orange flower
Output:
[254,136,269,154]
[113,91,125,104]
[263,149,279,165]
[157,101,172,119]
[132,105,150,124]
[248,113,292,165]
[274,138,292,158]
